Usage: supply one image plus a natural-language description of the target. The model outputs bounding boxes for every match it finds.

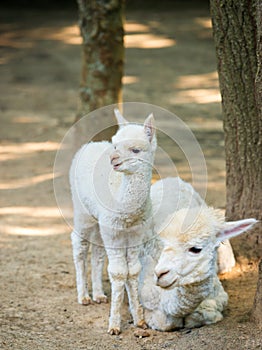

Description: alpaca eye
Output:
[189,247,202,254]
[131,148,141,154]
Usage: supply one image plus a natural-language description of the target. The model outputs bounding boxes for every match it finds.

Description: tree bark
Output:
[210,0,262,260]
[75,0,125,144]
[250,0,262,328]
[251,259,262,329]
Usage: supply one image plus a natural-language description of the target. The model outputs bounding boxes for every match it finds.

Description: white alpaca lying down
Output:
[139,177,257,331]
[70,109,156,335]
[150,177,236,274]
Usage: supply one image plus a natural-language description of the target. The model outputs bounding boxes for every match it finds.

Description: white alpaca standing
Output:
[70,109,157,335]
[139,177,257,331]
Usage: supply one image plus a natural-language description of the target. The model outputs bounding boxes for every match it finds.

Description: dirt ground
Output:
[0,2,261,349]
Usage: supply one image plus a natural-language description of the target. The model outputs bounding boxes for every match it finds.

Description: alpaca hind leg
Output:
[71,229,91,305]
[91,242,108,303]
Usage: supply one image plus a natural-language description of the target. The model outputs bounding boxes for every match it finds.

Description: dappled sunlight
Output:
[0,172,58,190]
[125,22,150,33]
[0,141,59,153]
[195,17,212,29]
[122,75,139,85]
[1,20,174,53]
[44,25,81,45]
[194,17,213,39]
[3,225,68,236]
[0,206,61,217]
[1,31,34,49]
[0,141,60,161]
[175,71,219,89]
[0,25,81,49]
[173,71,221,104]
[174,89,221,104]
[0,206,71,237]
[125,21,175,49]
[186,120,223,131]
[12,115,49,124]
[125,33,175,49]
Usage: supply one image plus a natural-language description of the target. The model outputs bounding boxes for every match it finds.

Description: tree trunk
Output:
[251,259,262,329]
[210,0,262,260]
[75,0,125,145]
[250,0,262,328]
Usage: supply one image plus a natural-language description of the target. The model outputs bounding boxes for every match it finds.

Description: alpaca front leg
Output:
[185,279,228,328]
[144,308,183,331]
[91,243,108,303]
[125,248,147,329]
[71,231,91,305]
[184,299,224,328]
[107,250,128,335]
[108,279,126,335]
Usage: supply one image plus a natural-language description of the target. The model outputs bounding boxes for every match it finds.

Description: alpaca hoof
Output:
[137,320,148,329]
[93,295,108,304]
[108,328,121,335]
[81,296,93,305]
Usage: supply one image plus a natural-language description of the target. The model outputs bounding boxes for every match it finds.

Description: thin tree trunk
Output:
[210,0,262,260]
[75,0,125,145]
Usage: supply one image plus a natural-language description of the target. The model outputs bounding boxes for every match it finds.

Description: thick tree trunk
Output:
[210,0,262,328]
[210,0,262,260]
[251,259,262,329]
[250,0,262,328]
[75,0,125,144]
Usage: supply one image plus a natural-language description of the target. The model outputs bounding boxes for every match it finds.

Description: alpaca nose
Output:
[155,268,170,284]
[110,152,120,165]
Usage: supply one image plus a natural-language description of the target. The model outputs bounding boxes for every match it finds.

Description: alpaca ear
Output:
[114,108,128,127]
[216,218,258,243]
[144,113,155,142]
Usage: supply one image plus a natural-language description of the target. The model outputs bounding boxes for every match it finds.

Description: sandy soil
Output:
[0,3,261,349]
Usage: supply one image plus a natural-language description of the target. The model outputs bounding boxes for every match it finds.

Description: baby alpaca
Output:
[70,109,157,334]
[140,178,257,331]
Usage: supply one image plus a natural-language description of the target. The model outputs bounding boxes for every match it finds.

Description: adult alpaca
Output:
[70,109,156,334]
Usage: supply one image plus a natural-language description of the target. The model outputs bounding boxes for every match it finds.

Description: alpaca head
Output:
[154,207,257,289]
[110,109,157,174]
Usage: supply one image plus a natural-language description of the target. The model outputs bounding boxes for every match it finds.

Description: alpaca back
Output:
[151,177,206,233]
[70,141,121,219]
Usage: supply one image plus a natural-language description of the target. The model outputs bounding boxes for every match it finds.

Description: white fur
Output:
[139,177,257,331]
[70,109,156,334]
[150,177,236,273]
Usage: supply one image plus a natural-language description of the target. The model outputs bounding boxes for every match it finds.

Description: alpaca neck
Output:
[164,276,212,317]
[117,167,152,216]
